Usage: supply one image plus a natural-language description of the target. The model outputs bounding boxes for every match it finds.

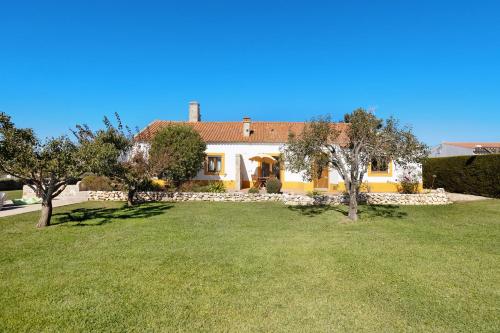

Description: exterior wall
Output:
[197,143,303,190]
[198,143,416,193]
[431,144,473,157]
[140,142,420,193]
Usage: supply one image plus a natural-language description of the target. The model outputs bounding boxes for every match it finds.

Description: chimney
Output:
[188,101,201,122]
[243,117,251,137]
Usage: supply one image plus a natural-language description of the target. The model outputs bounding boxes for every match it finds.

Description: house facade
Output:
[137,102,414,193]
[431,142,500,157]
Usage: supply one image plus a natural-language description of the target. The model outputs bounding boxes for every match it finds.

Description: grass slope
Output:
[0,201,499,332]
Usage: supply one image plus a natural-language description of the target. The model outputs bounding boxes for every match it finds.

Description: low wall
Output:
[88,188,450,206]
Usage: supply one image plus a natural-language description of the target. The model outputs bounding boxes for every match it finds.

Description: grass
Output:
[0,200,499,332]
[2,189,22,200]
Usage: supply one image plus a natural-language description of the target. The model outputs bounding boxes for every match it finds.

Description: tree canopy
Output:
[74,113,152,206]
[149,124,206,188]
[0,112,86,227]
[284,108,428,220]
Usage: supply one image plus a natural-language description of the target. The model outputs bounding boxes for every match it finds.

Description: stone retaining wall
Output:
[88,188,449,206]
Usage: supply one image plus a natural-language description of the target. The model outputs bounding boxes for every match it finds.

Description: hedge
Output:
[0,178,24,191]
[422,154,500,198]
[79,175,113,191]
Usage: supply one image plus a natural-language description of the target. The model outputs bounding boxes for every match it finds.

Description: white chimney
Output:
[188,101,201,122]
[243,117,251,137]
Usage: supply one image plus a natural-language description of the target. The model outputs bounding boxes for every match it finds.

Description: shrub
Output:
[149,124,206,188]
[266,178,282,194]
[206,181,226,193]
[137,179,165,192]
[248,187,259,194]
[306,190,325,198]
[79,175,113,191]
[0,178,23,190]
[422,155,500,198]
[398,165,421,194]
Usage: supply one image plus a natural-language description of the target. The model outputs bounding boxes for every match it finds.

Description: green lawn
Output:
[2,189,22,200]
[1,200,499,332]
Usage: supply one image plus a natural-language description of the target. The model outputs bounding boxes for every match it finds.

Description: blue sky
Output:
[1,0,499,145]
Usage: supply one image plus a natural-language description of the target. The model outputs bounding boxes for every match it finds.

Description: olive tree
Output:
[149,124,206,189]
[283,108,428,221]
[0,113,87,228]
[74,113,152,207]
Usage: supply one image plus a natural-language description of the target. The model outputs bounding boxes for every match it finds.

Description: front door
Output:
[313,167,329,189]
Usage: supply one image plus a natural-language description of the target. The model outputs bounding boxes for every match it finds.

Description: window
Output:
[368,157,392,177]
[205,154,224,174]
[370,158,389,172]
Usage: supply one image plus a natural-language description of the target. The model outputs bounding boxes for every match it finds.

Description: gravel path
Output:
[0,194,89,218]
[446,192,491,202]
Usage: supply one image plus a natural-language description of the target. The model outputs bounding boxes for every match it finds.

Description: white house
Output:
[431,142,500,157]
[137,102,414,193]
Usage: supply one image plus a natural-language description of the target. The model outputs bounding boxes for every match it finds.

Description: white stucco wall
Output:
[137,142,415,190]
[430,144,473,157]
[201,143,406,185]
[199,143,305,182]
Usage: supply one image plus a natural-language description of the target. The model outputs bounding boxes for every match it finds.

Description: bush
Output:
[137,179,165,192]
[422,155,500,198]
[149,124,206,187]
[79,175,113,191]
[248,187,259,194]
[206,181,226,193]
[398,165,421,194]
[306,190,322,197]
[0,178,23,190]
[266,178,282,194]
[178,181,205,192]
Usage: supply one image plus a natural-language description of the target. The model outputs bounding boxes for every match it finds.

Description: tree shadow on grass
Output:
[288,204,407,219]
[288,205,338,217]
[52,203,173,226]
[358,205,407,219]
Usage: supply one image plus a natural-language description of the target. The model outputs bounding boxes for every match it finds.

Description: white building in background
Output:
[431,142,500,157]
[137,102,415,193]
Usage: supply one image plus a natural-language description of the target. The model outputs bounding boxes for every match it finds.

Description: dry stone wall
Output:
[88,188,450,206]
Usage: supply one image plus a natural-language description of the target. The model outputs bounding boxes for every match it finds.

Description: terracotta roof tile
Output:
[137,120,348,144]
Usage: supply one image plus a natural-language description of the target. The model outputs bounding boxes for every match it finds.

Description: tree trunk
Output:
[347,183,358,221]
[127,189,135,207]
[37,199,53,228]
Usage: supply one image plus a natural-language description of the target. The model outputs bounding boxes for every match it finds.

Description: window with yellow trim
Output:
[205,154,224,175]
[368,157,392,176]
[371,158,389,172]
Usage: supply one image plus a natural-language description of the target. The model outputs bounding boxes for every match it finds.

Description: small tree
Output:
[149,124,206,189]
[0,113,86,227]
[74,113,152,207]
[284,109,428,221]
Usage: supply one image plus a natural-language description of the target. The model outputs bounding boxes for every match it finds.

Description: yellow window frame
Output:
[367,159,393,177]
[204,153,225,175]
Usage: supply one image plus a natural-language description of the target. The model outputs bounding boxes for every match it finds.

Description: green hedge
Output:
[422,155,500,198]
[0,178,24,191]
[79,175,113,191]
